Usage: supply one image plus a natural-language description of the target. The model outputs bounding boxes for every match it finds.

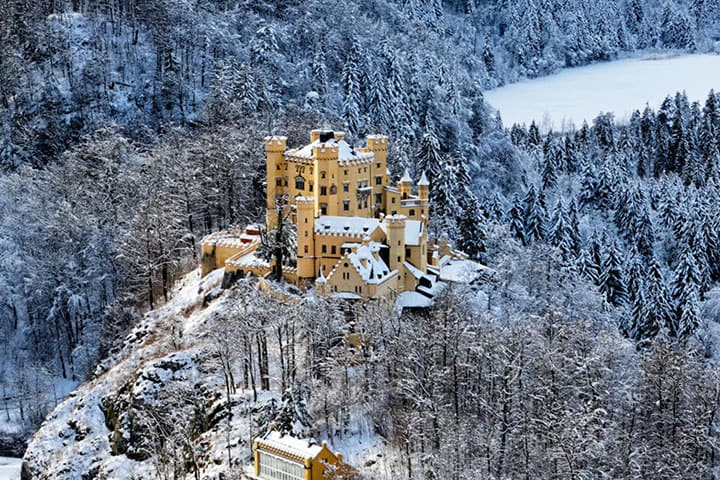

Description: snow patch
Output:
[484,54,720,132]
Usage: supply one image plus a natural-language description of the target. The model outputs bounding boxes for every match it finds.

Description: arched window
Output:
[295,176,305,190]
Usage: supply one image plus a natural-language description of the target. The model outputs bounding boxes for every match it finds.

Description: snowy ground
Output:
[0,457,20,480]
[483,53,720,132]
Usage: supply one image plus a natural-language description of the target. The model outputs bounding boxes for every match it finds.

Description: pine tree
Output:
[599,242,629,306]
[431,163,461,238]
[342,40,364,136]
[522,185,546,243]
[456,189,486,261]
[508,194,526,245]
[548,199,575,260]
[671,246,703,336]
[416,127,444,185]
[644,257,675,336]
[311,47,328,95]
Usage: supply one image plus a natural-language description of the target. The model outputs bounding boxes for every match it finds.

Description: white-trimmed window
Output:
[258,451,305,480]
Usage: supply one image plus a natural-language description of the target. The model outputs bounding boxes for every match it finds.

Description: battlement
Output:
[295,196,316,206]
[366,134,389,151]
[313,144,340,160]
[264,136,287,152]
[310,129,346,143]
[386,214,407,226]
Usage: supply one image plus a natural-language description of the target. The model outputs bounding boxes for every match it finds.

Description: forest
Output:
[3,0,720,475]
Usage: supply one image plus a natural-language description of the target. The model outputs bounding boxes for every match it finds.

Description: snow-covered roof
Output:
[404,220,423,246]
[418,171,429,186]
[395,291,433,309]
[226,252,269,269]
[286,138,374,162]
[256,430,323,461]
[400,168,412,183]
[316,267,327,284]
[314,216,382,237]
[404,261,425,280]
[348,242,392,284]
[439,260,494,283]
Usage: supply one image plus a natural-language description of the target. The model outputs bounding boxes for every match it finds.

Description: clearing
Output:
[483,53,720,132]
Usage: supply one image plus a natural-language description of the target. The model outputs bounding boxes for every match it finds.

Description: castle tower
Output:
[367,135,389,214]
[296,196,316,280]
[418,171,429,200]
[264,136,287,230]
[312,132,340,216]
[386,214,406,280]
[399,169,412,199]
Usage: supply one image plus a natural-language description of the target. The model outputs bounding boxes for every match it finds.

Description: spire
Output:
[316,266,326,283]
[400,168,412,183]
[418,171,429,186]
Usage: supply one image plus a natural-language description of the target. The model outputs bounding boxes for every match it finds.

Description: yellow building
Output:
[201,129,467,301]
[252,429,351,480]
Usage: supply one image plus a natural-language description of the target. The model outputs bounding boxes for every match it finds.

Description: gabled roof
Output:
[314,216,382,237]
[286,138,374,162]
[256,430,323,461]
[347,242,392,284]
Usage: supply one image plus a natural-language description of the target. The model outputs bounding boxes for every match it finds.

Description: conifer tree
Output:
[416,127,444,185]
[522,185,546,243]
[342,40,364,136]
[508,195,526,245]
[599,242,629,306]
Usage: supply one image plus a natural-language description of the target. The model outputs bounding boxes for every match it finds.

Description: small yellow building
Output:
[252,430,351,480]
[200,129,467,301]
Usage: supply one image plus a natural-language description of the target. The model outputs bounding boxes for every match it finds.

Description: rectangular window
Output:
[322,245,327,254]
[344,169,348,176]
[343,200,350,211]
[304,245,309,254]
[258,451,305,480]
[331,245,336,254]
[409,209,415,216]
[343,182,349,192]
[375,193,382,205]
[277,164,281,170]
[309,183,314,192]
[320,203,327,215]
[320,186,327,196]
[391,197,396,204]
[376,163,381,168]
[405,248,411,259]
[276,178,283,187]
[376,176,382,185]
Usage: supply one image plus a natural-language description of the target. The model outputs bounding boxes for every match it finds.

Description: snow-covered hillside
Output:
[484,53,720,131]
[20,270,392,480]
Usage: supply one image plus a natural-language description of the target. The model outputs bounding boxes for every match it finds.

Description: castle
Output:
[200,129,466,301]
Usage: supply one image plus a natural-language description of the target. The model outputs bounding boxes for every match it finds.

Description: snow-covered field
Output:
[484,53,720,131]
[0,457,20,480]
